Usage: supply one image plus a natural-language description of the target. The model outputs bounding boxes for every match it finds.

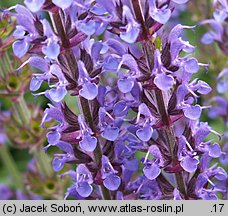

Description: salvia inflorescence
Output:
[0,0,227,200]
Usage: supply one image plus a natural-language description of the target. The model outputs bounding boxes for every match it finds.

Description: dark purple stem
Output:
[51,11,111,200]
[131,0,187,198]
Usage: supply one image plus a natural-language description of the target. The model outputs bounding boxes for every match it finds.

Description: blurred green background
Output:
[0,0,23,7]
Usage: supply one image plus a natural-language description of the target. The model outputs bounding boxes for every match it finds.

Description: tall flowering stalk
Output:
[2,0,227,200]
[201,0,228,199]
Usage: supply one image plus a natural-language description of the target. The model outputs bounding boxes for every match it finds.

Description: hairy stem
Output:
[12,96,31,126]
[0,144,24,190]
[51,11,111,200]
[0,50,31,127]
[0,52,9,77]
[32,149,53,177]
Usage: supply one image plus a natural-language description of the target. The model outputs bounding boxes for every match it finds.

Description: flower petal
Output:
[47,131,60,145]
[77,20,96,36]
[52,157,64,172]
[136,125,153,142]
[208,143,221,158]
[30,77,43,91]
[53,0,73,9]
[103,174,121,191]
[102,126,119,141]
[143,163,161,180]
[79,134,97,152]
[180,156,199,173]
[184,58,199,73]
[49,86,67,102]
[172,0,189,4]
[13,40,29,58]
[151,8,171,24]
[42,40,60,59]
[154,73,174,90]
[113,101,129,117]
[117,78,134,93]
[183,105,202,120]
[76,182,93,198]
[79,82,98,100]
[120,25,140,43]
[24,0,45,13]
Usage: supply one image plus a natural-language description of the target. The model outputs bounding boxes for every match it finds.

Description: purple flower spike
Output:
[24,0,45,13]
[9,0,226,200]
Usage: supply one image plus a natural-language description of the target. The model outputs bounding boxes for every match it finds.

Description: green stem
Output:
[0,145,24,190]
[12,96,31,126]
[32,149,53,177]
[2,54,11,74]
[1,50,31,127]
[0,60,4,77]
[0,53,8,77]
[51,11,111,200]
